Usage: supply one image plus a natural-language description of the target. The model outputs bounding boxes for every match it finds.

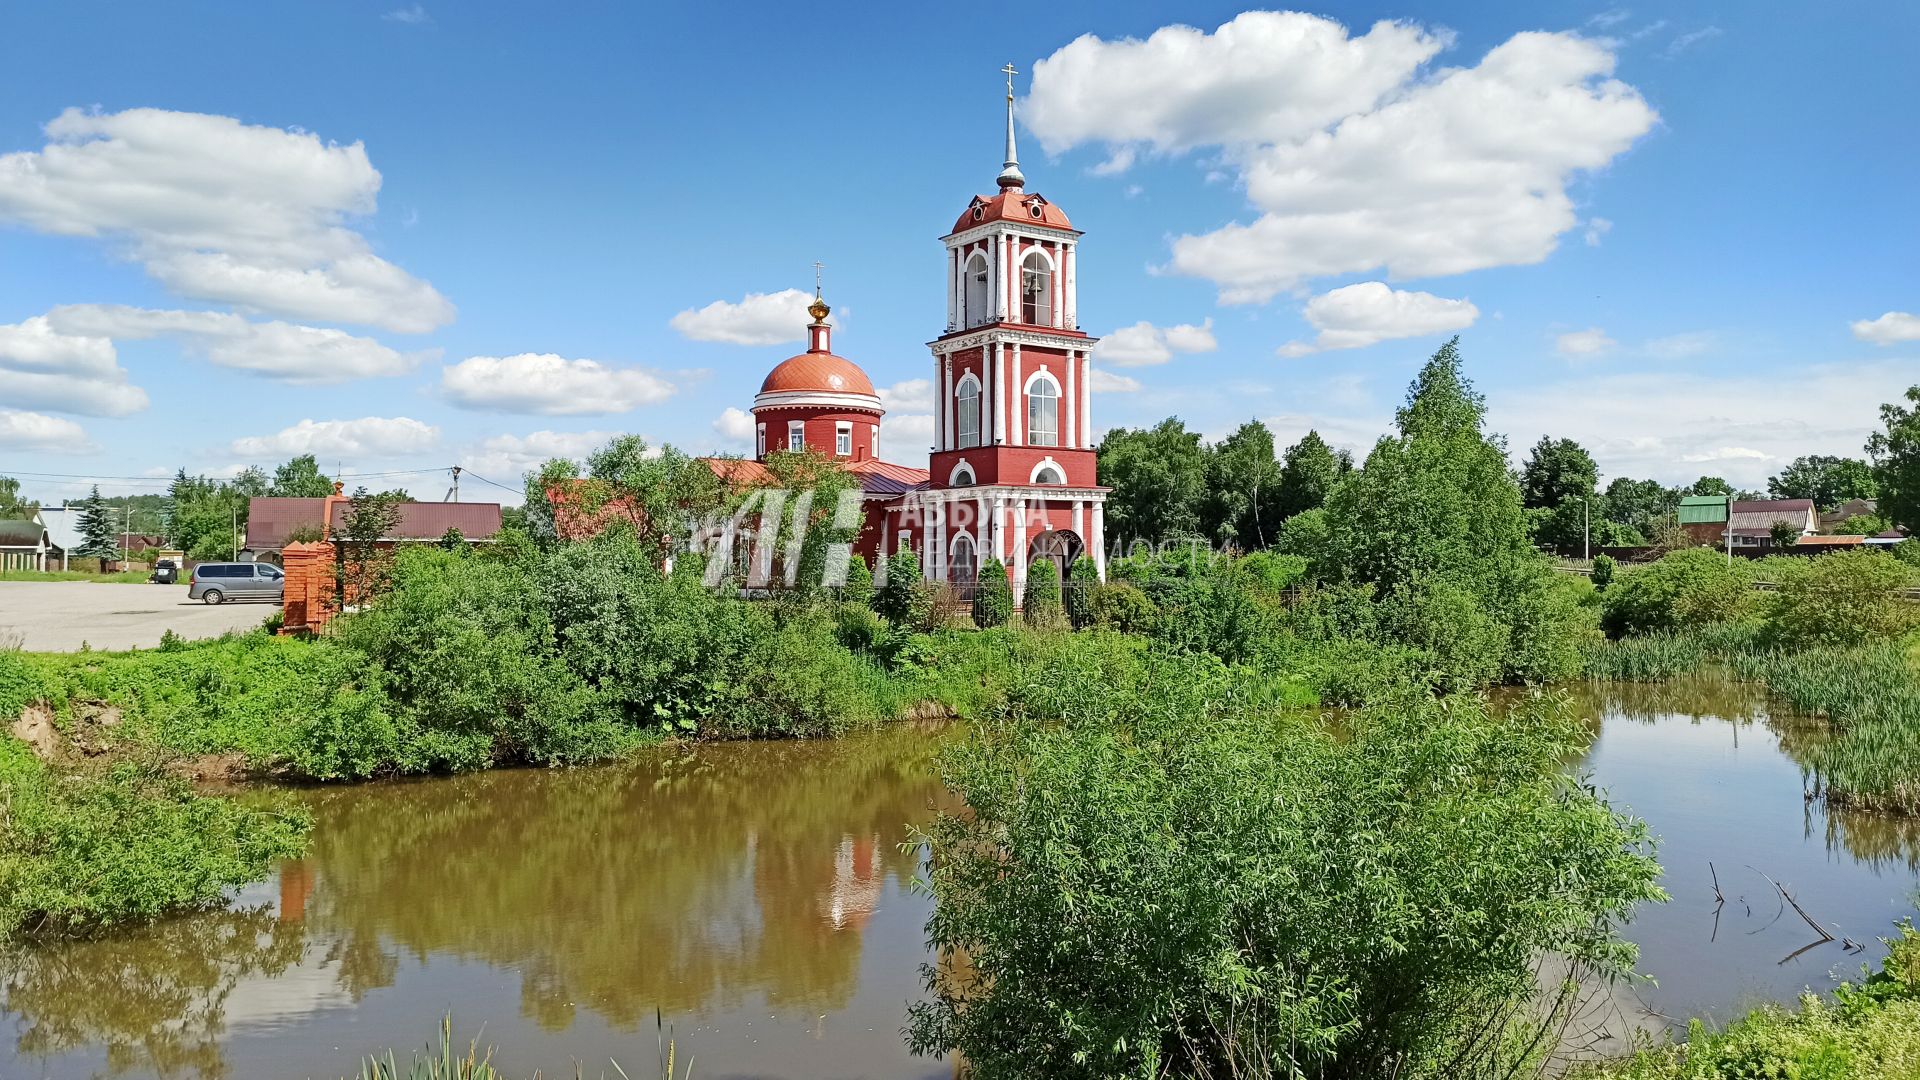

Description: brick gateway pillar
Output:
[279,541,337,633]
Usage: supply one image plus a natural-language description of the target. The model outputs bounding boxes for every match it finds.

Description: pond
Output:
[3,683,1917,1079]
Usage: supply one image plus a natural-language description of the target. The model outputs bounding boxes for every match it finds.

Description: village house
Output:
[244,494,502,565]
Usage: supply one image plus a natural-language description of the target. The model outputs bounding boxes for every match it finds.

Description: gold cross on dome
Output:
[812,260,824,298]
[1002,62,1018,101]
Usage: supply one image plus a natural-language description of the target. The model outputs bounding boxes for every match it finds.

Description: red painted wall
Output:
[752,406,881,461]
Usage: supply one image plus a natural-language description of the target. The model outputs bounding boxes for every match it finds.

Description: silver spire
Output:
[996,62,1025,192]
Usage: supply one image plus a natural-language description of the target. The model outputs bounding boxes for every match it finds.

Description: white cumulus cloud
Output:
[1090,369,1143,393]
[0,315,147,416]
[46,304,427,383]
[460,430,618,488]
[879,379,934,413]
[0,408,92,452]
[232,416,439,459]
[1852,311,1920,346]
[0,107,453,332]
[875,414,934,464]
[712,407,756,444]
[1556,328,1618,357]
[440,353,676,415]
[1092,318,1217,367]
[1028,18,1657,303]
[670,289,815,346]
[1277,282,1478,357]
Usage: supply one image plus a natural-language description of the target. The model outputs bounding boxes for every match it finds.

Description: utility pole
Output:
[1582,495,1591,562]
[232,504,239,560]
[447,466,462,503]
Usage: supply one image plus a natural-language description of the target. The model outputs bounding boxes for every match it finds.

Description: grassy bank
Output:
[1577,922,1920,1078]
[1,568,159,583]
[1587,547,1920,814]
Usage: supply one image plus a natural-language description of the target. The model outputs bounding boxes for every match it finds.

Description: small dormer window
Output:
[1028,203,1044,219]
[971,206,985,222]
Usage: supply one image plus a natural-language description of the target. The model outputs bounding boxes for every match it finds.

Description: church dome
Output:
[758,351,878,399]
[951,191,1073,235]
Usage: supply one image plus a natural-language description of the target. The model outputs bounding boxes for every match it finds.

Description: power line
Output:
[459,470,522,495]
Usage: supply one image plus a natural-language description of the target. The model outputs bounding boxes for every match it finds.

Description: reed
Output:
[1737,642,1920,814]
[347,1014,689,1080]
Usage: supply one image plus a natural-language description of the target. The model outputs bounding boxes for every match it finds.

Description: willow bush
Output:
[910,664,1663,1080]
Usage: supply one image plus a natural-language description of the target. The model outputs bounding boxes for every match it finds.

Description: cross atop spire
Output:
[996,62,1025,192]
[812,260,825,299]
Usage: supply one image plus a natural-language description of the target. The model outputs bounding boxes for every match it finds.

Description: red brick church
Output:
[731,70,1108,593]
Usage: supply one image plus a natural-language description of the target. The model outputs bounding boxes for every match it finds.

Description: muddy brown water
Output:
[3,681,1917,1079]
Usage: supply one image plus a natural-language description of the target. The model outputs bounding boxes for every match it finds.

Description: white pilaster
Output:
[976,494,988,565]
[1006,234,1019,322]
[1063,242,1077,329]
[941,355,954,453]
[992,496,1007,561]
[992,341,1005,445]
[947,247,958,331]
[1090,502,1106,579]
[932,497,945,583]
[1080,350,1093,448]
[988,235,1002,322]
[1013,499,1029,595]
[1072,498,1084,547]
[1052,242,1064,329]
[1064,347,1076,448]
[1010,344,1023,445]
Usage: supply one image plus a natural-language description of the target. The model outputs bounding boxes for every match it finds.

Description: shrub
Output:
[1601,547,1753,637]
[1274,507,1331,567]
[909,676,1662,1080]
[840,553,875,608]
[1590,553,1616,589]
[875,547,932,630]
[1064,555,1098,630]
[971,558,1013,629]
[1894,537,1920,568]
[1762,548,1920,648]
[1021,559,1066,629]
[1089,581,1157,634]
[0,740,309,936]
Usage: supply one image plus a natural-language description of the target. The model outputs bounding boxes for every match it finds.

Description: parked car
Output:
[188,562,285,604]
[150,558,178,585]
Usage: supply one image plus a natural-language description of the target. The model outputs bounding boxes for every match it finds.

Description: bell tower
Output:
[919,65,1107,592]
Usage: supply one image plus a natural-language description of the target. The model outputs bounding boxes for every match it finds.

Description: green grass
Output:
[1,567,164,583]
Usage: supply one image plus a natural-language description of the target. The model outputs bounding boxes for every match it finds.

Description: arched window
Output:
[950,534,977,585]
[965,253,989,327]
[1034,465,1064,485]
[955,377,981,448]
[951,466,975,486]
[1020,251,1053,325]
[1027,378,1059,447]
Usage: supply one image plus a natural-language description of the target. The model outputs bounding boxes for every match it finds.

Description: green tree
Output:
[75,486,120,569]
[1519,435,1599,510]
[1096,419,1207,545]
[1201,420,1281,548]
[1768,519,1801,548]
[1766,453,1878,509]
[1064,555,1099,629]
[530,435,729,558]
[1603,476,1679,538]
[1022,559,1066,629]
[1688,476,1734,497]
[1868,385,1920,533]
[1600,547,1753,636]
[268,454,335,498]
[972,557,1013,628]
[874,545,931,629]
[1318,338,1592,685]
[1273,429,1351,522]
[0,476,38,520]
[841,554,874,608]
[332,488,405,603]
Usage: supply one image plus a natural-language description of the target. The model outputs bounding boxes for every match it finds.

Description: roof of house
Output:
[0,519,51,547]
[245,497,503,549]
[33,506,83,552]
[1677,495,1729,524]
[701,456,929,498]
[1732,498,1815,515]
[1792,534,1865,546]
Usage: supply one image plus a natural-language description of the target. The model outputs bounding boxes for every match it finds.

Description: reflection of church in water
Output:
[728,69,1108,595]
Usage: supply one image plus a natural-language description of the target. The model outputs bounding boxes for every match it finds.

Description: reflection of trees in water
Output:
[289,725,951,1026]
[0,728,950,1078]
[0,905,307,1078]
[1577,676,1920,871]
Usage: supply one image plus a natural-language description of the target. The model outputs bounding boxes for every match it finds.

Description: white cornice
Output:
[911,483,1110,501]
[929,327,1102,352]
[752,390,884,412]
[942,220,1083,246]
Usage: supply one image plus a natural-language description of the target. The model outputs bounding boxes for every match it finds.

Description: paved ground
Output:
[0,581,275,652]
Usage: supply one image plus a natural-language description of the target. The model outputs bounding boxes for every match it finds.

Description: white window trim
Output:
[835,421,852,456]
[1030,456,1066,484]
[755,423,766,458]
[1018,248,1057,325]
[1025,371,1062,448]
[787,421,804,452]
[954,373,983,448]
[947,458,976,486]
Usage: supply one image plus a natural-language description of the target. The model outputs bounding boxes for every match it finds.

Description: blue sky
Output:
[2,1,1916,506]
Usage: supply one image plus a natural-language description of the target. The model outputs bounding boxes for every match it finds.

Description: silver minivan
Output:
[188,562,285,604]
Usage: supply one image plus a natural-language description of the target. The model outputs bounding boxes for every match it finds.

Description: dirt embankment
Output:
[8,700,246,783]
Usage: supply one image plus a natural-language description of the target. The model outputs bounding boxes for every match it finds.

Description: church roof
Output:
[951,191,1073,235]
[757,351,878,399]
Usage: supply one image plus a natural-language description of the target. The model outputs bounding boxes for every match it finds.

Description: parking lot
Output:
[0,581,275,652]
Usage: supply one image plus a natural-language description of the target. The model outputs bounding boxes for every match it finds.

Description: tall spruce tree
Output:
[75,486,120,570]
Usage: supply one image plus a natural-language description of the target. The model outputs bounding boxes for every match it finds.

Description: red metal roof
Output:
[245,497,502,549]
[758,352,878,397]
[951,191,1073,234]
